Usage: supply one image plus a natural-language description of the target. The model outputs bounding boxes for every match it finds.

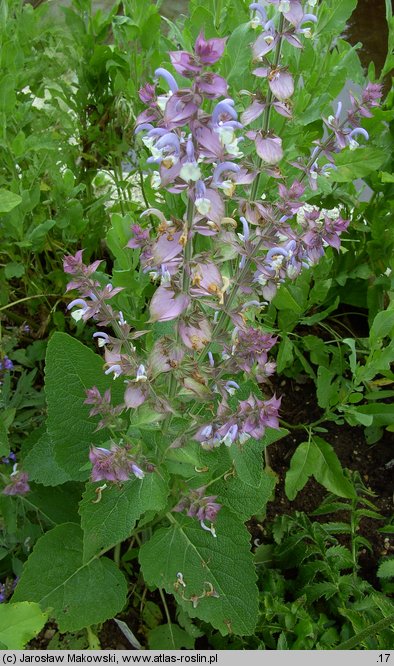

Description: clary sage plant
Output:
[9,0,382,639]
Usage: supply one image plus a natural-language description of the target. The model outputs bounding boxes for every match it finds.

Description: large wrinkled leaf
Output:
[24,432,71,486]
[79,472,169,561]
[212,470,275,520]
[13,524,127,632]
[140,510,258,636]
[231,428,288,487]
[20,483,81,526]
[45,333,124,480]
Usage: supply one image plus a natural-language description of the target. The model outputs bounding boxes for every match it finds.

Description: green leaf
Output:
[285,436,355,500]
[140,511,258,636]
[142,601,162,630]
[342,337,357,374]
[166,444,201,477]
[0,602,47,649]
[332,148,386,182]
[379,171,394,183]
[79,472,169,561]
[316,0,357,35]
[310,437,355,499]
[4,262,25,279]
[352,403,394,427]
[277,337,294,373]
[148,624,194,650]
[370,308,394,342]
[273,285,304,314]
[212,469,275,520]
[231,428,288,487]
[225,23,253,85]
[24,432,71,486]
[45,333,124,480]
[21,483,81,526]
[0,418,9,457]
[377,559,394,579]
[316,366,338,409]
[106,213,134,270]
[285,439,318,500]
[0,189,22,213]
[13,524,127,632]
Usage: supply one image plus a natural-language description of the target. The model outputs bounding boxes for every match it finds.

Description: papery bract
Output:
[194,32,227,64]
[150,286,190,322]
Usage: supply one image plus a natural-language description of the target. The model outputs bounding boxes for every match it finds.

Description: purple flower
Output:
[169,32,226,81]
[277,180,305,215]
[130,463,145,480]
[139,83,156,104]
[173,486,221,536]
[194,32,227,65]
[253,66,294,100]
[0,356,14,373]
[265,0,304,26]
[89,445,144,483]
[63,250,101,278]
[1,452,16,465]
[154,68,178,94]
[217,393,281,443]
[84,387,124,431]
[169,51,201,77]
[0,578,18,603]
[349,82,382,121]
[163,90,201,129]
[302,210,350,262]
[3,470,30,496]
[229,327,278,374]
[252,28,279,59]
[127,224,150,249]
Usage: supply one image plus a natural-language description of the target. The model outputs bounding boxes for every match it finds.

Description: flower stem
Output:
[195,16,286,368]
[113,542,121,567]
[164,197,195,428]
[250,13,285,202]
[158,588,176,648]
[182,197,195,294]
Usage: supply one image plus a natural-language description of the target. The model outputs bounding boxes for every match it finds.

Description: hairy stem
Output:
[164,197,195,428]
[250,13,285,202]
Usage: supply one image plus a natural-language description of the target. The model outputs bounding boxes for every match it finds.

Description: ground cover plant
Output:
[0,0,393,651]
